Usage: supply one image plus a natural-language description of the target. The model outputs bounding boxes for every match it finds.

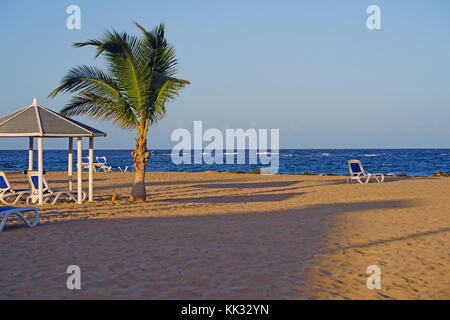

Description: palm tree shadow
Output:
[92,179,240,191]
[191,181,301,189]
[333,227,450,252]
[155,192,306,203]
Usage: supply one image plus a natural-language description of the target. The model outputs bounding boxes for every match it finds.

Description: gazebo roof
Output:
[0,98,106,138]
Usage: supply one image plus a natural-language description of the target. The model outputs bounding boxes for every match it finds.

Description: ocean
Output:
[0,149,449,176]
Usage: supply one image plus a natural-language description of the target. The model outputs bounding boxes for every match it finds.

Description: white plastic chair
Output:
[27,171,86,205]
[0,171,30,205]
[95,156,112,172]
[96,156,128,172]
[347,160,384,184]
[0,206,39,232]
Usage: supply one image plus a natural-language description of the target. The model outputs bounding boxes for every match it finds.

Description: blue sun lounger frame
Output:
[0,206,39,232]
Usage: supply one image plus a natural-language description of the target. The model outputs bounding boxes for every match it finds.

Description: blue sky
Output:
[1,0,449,149]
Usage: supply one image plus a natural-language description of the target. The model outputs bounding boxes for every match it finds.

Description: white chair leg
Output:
[0,196,9,205]
[52,193,63,205]
[59,191,76,203]
[12,192,30,205]
[12,194,21,205]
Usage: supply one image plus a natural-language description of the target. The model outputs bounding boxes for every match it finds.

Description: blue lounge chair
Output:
[0,171,30,205]
[81,156,90,170]
[0,206,39,232]
[27,171,86,204]
[347,160,384,184]
[82,156,104,172]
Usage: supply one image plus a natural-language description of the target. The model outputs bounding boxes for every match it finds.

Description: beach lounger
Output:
[95,156,112,172]
[27,171,86,204]
[82,156,128,172]
[82,156,103,172]
[347,160,384,184]
[0,171,30,205]
[0,206,39,232]
[114,165,128,172]
[81,156,91,170]
[96,156,128,172]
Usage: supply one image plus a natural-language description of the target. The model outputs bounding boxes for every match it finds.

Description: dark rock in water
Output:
[231,170,245,174]
[299,172,314,175]
[247,169,261,174]
[431,171,449,177]
[3,164,20,168]
[325,173,337,176]
[397,173,408,177]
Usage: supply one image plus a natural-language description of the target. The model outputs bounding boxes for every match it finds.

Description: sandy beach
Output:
[0,171,448,299]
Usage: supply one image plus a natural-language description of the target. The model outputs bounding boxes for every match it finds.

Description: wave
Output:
[364,154,383,157]
[161,153,191,156]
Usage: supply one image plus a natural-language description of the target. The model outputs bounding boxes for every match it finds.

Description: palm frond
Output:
[61,93,137,129]
[148,76,190,124]
[50,22,190,136]
[48,65,121,100]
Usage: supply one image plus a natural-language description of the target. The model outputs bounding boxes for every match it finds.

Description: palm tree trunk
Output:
[130,136,149,201]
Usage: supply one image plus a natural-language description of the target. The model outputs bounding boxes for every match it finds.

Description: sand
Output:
[0,171,448,299]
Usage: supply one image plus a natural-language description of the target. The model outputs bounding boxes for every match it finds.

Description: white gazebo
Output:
[0,98,106,205]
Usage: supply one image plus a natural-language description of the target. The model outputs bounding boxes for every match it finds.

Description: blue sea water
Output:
[0,149,449,176]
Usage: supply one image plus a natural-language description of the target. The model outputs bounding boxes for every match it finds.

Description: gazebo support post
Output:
[28,137,34,171]
[77,137,83,204]
[88,136,94,201]
[37,137,43,205]
[68,137,73,191]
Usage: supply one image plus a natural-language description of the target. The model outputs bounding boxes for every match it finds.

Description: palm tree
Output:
[49,22,189,201]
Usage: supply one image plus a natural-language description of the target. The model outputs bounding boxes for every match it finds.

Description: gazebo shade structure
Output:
[0,99,106,137]
[0,98,107,205]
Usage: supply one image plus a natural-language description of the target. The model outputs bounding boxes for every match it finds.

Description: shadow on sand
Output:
[155,192,306,203]
[0,199,423,299]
